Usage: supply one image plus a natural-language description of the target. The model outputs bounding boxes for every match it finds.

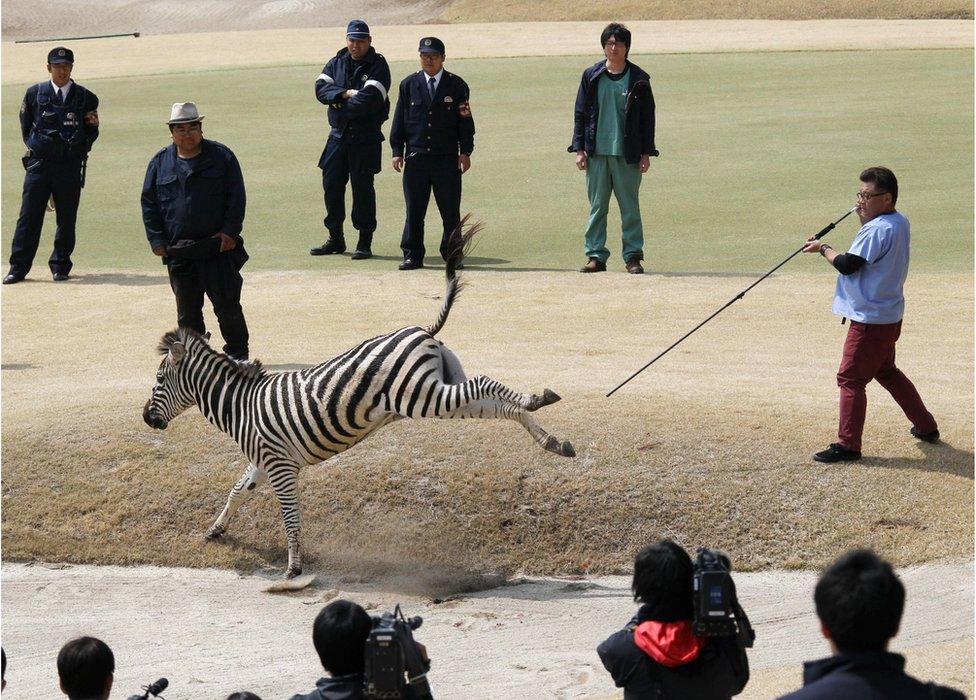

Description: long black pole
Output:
[15,32,140,43]
[606,206,858,397]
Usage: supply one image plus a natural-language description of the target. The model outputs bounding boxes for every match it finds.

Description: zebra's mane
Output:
[157,327,267,379]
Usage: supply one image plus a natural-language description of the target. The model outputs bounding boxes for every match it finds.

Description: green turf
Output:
[3,49,972,274]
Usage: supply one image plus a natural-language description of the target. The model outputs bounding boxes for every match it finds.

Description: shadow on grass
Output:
[861,441,974,479]
[73,273,168,287]
[1,363,36,371]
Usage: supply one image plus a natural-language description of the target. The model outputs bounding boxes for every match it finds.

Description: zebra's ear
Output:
[169,341,187,365]
[202,331,212,343]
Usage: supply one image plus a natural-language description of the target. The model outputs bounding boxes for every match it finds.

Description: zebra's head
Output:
[143,328,203,430]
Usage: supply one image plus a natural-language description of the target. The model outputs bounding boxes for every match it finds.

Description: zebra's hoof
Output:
[285,566,303,579]
[528,389,562,411]
[561,441,576,458]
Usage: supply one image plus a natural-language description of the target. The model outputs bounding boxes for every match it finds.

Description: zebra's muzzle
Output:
[143,402,168,430]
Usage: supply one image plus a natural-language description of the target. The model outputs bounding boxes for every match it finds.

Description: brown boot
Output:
[580,257,607,273]
[625,257,644,275]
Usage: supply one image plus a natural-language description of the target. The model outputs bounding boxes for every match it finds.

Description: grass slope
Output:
[2,49,972,275]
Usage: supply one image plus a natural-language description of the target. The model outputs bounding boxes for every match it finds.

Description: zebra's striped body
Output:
[143,221,574,577]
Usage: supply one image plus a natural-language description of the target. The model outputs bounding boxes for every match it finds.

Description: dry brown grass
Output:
[2,270,972,577]
[440,0,973,22]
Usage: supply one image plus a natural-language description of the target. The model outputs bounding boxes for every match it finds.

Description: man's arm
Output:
[390,79,407,160]
[19,87,34,146]
[140,157,167,253]
[458,79,475,157]
[84,90,100,147]
[344,56,391,117]
[220,150,246,238]
[640,81,659,159]
[802,239,867,275]
[569,72,587,154]
[314,58,347,107]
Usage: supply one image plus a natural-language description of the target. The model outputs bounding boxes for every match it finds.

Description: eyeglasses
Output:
[857,191,888,201]
[171,124,201,135]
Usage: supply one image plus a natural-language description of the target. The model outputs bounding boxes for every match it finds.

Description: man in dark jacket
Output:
[290,600,427,700]
[569,23,658,275]
[310,19,392,261]
[390,37,475,270]
[598,541,750,699]
[6,46,99,284]
[141,102,250,360]
[778,550,964,700]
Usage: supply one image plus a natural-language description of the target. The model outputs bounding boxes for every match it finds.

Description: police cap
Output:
[418,37,445,55]
[47,47,74,65]
[346,19,370,39]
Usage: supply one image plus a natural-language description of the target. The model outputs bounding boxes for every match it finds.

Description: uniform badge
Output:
[444,96,453,103]
[20,101,26,115]
[424,39,432,46]
[459,102,471,118]
[58,49,66,57]
[67,112,75,119]
[362,75,367,81]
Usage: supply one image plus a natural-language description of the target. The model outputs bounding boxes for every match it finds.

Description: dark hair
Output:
[225,693,264,700]
[601,23,631,57]
[631,540,694,621]
[815,549,905,652]
[860,166,898,206]
[57,637,115,699]
[312,600,372,675]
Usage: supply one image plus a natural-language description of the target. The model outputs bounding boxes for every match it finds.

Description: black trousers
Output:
[400,154,462,262]
[320,138,380,239]
[9,159,82,277]
[167,256,249,359]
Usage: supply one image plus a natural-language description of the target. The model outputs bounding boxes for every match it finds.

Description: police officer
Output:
[390,37,475,270]
[141,102,250,360]
[310,19,391,261]
[5,47,99,284]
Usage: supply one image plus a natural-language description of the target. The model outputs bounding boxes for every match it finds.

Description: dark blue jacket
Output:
[778,651,965,700]
[288,674,419,700]
[390,70,475,158]
[315,46,391,146]
[569,60,658,165]
[20,80,99,163]
[141,139,246,252]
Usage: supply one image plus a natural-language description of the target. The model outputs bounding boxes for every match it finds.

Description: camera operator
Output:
[289,599,430,700]
[778,550,964,699]
[597,541,751,699]
[57,636,114,700]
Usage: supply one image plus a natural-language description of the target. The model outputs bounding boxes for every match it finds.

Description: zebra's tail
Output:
[427,214,483,337]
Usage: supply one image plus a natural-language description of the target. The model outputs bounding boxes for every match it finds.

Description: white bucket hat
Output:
[167,102,205,124]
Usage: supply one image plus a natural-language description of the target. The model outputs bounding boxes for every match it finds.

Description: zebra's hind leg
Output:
[267,463,303,578]
[440,398,575,458]
[205,463,268,540]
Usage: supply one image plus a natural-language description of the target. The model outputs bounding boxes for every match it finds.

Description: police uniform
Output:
[7,47,99,283]
[390,37,475,268]
[311,19,391,259]
[141,107,250,360]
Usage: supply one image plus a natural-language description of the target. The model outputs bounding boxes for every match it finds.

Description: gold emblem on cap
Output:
[58,49,65,56]
[424,39,431,46]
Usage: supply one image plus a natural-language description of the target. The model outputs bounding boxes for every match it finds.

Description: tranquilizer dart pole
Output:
[606,206,858,398]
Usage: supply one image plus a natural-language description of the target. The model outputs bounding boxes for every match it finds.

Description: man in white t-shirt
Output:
[802,167,938,463]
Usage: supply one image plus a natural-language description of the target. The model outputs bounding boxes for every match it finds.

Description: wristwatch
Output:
[820,244,832,257]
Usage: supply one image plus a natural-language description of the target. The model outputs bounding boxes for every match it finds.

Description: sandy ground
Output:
[1,560,971,699]
[1,20,971,85]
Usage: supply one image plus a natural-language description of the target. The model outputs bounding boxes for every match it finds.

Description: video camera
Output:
[364,604,433,700]
[126,677,168,700]
[692,548,755,648]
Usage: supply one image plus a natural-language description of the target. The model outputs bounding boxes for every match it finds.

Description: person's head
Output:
[857,166,898,218]
[346,19,372,61]
[814,549,905,653]
[601,23,631,60]
[225,693,263,700]
[312,600,372,676]
[166,102,205,154]
[47,46,74,87]
[57,637,114,700]
[631,540,695,621]
[418,37,446,77]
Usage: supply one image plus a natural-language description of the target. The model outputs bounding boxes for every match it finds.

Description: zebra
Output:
[143,219,574,578]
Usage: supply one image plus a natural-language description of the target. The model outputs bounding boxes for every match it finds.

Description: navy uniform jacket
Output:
[314,46,391,148]
[390,70,475,158]
[20,79,99,163]
[141,139,246,253]
[569,60,658,165]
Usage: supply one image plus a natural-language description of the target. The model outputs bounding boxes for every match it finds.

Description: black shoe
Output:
[310,237,346,255]
[351,249,373,260]
[399,259,423,270]
[813,443,862,463]
[52,272,69,281]
[910,427,940,444]
[2,273,24,285]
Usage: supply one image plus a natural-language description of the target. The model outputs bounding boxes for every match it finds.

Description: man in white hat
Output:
[140,102,251,360]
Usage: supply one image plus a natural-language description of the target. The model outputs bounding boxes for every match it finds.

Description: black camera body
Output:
[364,605,432,700]
[692,548,755,647]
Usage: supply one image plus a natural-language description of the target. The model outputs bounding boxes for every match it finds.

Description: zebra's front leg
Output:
[267,463,303,578]
[205,463,268,540]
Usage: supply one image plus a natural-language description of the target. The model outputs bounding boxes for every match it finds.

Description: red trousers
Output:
[836,320,937,452]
